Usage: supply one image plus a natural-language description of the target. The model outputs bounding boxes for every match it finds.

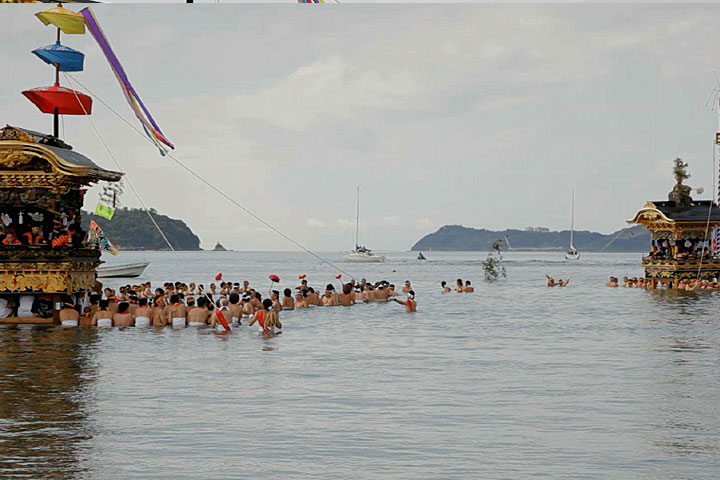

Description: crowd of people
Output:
[2,276,418,331]
[605,276,720,290]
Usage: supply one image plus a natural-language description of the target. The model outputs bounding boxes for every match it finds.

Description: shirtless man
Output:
[374,284,390,302]
[250,291,263,312]
[294,292,309,308]
[402,281,412,293]
[393,291,417,312]
[463,281,475,293]
[339,284,355,307]
[270,290,282,312]
[151,296,167,326]
[441,281,451,292]
[605,277,619,287]
[354,286,365,303]
[59,298,80,327]
[92,299,114,327]
[134,298,152,327]
[113,302,134,327]
[228,293,244,324]
[241,295,254,316]
[241,280,250,293]
[557,279,570,287]
[281,288,295,311]
[307,287,322,306]
[387,284,400,297]
[455,279,464,292]
[188,296,211,326]
[322,284,339,306]
[166,294,187,327]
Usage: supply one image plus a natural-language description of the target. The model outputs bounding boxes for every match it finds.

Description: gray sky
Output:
[2,3,720,251]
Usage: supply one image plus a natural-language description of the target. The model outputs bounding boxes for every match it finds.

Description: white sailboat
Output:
[342,186,385,263]
[565,188,580,260]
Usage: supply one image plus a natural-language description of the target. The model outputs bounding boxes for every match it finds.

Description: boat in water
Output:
[96,262,149,278]
[342,186,384,263]
[565,189,580,260]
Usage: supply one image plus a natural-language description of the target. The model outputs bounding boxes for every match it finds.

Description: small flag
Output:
[87,220,118,255]
[94,202,115,220]
[335,274,342,279]
[215,273,223,281]
[298,274,307,279]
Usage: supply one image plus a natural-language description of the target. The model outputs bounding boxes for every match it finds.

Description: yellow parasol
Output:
[35,6,86,35]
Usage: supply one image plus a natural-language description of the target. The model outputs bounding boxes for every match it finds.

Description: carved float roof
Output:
[0,125,122,183]
[628,200,720,225]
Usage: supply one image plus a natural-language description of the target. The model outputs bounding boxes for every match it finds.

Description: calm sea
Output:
[1,251,719,479]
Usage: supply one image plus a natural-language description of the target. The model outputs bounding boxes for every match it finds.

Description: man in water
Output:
[605,277,619,287]
[188,296,212,326]
[112,302,134,327]
[393,291,417,312]
[59,297,80,327]
[440,281,451,292]
[463,281,474,292]
[455,279,464,292]
[402,281,412,293]
[166,294,187,327]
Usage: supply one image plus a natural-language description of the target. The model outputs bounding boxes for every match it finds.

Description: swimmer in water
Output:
[166,294,187,327]
[463,281,474,293]
[134,298,152,327]
[249,298,282,333]
[605,276,619,287]
[294,291,309,308]
[188,296,212,326]
[228,292,244,324]
[112,302,134,327]
[281,288,295,310]
[59,297,79,327]
[339,283,355,306]
[455,279,464,292]
[402,281,412,293]
[393,291,417,312]
[441,281,451,292]
[92,299,113,327]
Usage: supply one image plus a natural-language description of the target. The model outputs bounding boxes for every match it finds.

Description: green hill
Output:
[81,208,201,251]
[411,224,650,252]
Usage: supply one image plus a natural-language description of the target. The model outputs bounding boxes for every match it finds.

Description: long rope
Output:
[63,72,176,252]
[66,73,357,279]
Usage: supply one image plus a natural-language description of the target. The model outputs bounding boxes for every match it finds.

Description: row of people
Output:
[440,279,474,292]
[605,276,720,290]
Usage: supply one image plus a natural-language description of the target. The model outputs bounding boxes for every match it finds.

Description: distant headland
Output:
[411,224,649,252]
[81,208,201,251]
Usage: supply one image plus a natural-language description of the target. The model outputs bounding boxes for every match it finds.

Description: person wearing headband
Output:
[134,298,152,327]
[393,290,417,312]
[59,297,80,327]
[113,302,134,327]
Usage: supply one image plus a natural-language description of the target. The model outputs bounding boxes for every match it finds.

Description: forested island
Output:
[412,224,650,252]
[81,208,201,251]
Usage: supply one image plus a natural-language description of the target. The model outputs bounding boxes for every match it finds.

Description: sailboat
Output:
[342,186,385,263]
[565,188,580,260]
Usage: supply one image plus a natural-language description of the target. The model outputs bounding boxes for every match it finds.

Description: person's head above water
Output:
[262,298,273,310]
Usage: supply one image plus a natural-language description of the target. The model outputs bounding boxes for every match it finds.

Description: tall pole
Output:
[53,27,61,138]
[570,188,575,247]
[355,186,360,249]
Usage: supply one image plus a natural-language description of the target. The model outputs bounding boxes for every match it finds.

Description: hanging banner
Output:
[79,8,174,155]
[94,202,115,220]
[87,220,118,255]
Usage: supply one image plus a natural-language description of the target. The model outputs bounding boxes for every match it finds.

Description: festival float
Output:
[0,4,172,323]
[627,158,720,281]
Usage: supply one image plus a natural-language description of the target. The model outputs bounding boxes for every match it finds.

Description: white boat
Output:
[565,188,580,260]
[342,186,385,263]
[97,262,149,278]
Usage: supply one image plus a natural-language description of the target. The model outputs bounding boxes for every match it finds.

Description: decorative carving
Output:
[0,151,36,169]
[0,126,35,143]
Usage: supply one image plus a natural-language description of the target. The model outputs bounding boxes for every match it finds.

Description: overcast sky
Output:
[2,3,720,251]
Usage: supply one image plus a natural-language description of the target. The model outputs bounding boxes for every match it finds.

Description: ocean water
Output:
[1,251,719,479]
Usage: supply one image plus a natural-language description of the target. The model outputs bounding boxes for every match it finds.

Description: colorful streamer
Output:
[80,8,174,155]
[87,220,118,256]
[298,0,325,3]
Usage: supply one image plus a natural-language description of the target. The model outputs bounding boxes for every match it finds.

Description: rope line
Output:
[66,73,357,279]
[63,72,176,252]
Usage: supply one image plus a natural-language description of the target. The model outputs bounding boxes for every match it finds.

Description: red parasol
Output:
[23,84,92,115]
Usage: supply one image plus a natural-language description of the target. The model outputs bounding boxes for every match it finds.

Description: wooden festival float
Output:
[627,159,720,281]
[0,5,122,324]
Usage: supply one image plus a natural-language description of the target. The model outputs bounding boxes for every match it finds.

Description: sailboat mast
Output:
[355,186,360,249]
[570,188,575,246]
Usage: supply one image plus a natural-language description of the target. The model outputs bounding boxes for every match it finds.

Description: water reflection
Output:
[0,326,98,479]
